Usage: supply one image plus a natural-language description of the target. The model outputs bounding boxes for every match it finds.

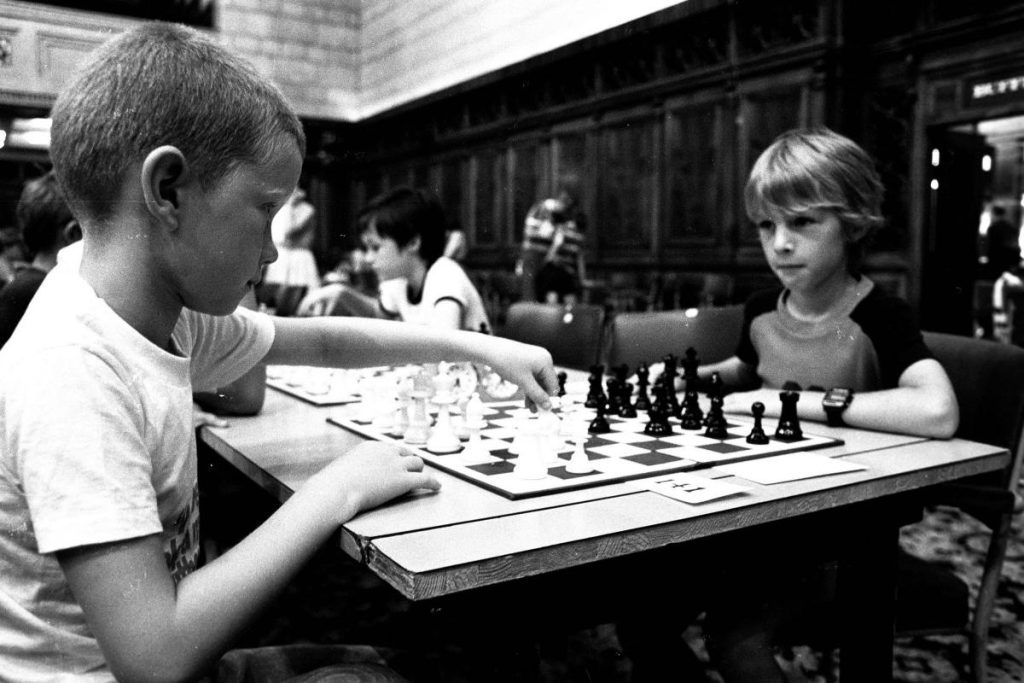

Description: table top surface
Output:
[201,374,1009,601]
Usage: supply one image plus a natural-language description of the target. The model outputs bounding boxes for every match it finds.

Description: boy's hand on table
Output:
[192,402,229,429]
[314,442,441,522]
[722,388,781,417]
[478,337,558,410]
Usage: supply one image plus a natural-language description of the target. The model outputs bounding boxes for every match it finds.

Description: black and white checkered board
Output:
[328,400,844,500]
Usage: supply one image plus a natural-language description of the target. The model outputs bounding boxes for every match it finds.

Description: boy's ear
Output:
[62,219,82,245]
[140,145,190,228]
[404,235,422,255]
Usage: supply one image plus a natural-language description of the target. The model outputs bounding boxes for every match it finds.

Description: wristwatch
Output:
[822,387,854,426]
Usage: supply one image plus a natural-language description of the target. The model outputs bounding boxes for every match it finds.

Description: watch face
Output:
[824,388,851,407]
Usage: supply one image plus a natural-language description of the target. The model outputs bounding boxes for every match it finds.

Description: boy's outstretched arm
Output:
[722,358,959,439]
[59,442,440,683]
[265,317,559,409]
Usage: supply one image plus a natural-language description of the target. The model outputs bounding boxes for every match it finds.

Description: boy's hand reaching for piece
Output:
[479,337,559,410]
[309,441,441,523]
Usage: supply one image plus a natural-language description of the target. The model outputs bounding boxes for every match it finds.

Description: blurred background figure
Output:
[298,187,489,332]
[0,171,81,348]
[516,192,587,305]
[262,186,320,292]
[985,204,1021,279]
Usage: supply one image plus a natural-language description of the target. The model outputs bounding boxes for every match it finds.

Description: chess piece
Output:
[588,397,611,434]
[634,362,652,411]
[703,394,729,439]
[746,401,769,445]
[565,432,594,474]
[585,365,607,408]
[458,392,491,463]
[556,371,568,397]
[426,364,461,453]
[775,390,803,442]
[662,354,680,416]
[513,417,548,480]
[617,381,637,418]
[536,406,563,466]
[403,389,431,445]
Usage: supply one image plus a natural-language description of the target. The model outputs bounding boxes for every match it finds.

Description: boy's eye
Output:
[756,220,774,231]
[792,215,815,228]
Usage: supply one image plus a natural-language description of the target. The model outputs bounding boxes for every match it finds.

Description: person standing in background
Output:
[516,193,587,304]
[262,185,321,292]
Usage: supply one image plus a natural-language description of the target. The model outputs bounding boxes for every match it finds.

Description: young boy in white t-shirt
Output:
[0,23,556,682]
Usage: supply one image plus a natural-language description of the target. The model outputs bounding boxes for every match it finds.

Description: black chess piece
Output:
[746,401,769,445]
[613,363,630,386]
[662,354,680,416]
[643,400,673,437]
[618,381,637,418]
[606,377,622,412]
[556,371,567,398]
[703,395,729,439]
[588,397,611,434]
[775,390,803,441]
[702,372,724,427]
[634,362,652,411]
[585,365,606,409]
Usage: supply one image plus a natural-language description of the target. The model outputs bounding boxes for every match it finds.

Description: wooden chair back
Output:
[499,302,607,371]
[603,305,744,371]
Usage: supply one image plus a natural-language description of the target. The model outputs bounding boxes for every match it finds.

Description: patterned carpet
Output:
[208,457,1024,682]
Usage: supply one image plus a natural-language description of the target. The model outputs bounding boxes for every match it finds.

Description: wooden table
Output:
[200,383,1008,682]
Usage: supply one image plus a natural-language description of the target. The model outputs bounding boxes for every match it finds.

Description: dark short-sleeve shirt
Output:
[0,267,47,349]
[735,277,931,391]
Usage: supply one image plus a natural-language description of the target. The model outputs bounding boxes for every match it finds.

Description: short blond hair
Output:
[745,128,885,274]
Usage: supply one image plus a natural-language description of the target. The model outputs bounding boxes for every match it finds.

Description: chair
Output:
[498,302,607,371]
[603,305,744,371]
[897,331,1024,682]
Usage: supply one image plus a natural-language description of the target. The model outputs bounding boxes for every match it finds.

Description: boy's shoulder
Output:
[742,286,784,320]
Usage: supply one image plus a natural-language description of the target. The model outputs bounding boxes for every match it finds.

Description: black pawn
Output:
[589,398,611,434]
[556,371,567,398]
[643,400,673,437]
[775,390,803,442]
[746,401,769,445]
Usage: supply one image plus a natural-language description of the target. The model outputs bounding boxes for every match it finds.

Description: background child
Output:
[0,170,81,347]
[0,22,555,682]
[298,187,490,332]
[698,127,958,681]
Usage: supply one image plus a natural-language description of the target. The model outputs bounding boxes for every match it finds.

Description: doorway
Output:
[922,115,1024,337]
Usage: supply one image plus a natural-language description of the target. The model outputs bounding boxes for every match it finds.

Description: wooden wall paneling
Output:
[437,155,468,240]
[594,111,658,259]
[508,136,551,244]
[663,93,729,256]
[470,147,506,252]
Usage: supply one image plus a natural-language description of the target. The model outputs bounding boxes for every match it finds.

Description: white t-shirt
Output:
[378,256,490,332]
[0,260,274,681]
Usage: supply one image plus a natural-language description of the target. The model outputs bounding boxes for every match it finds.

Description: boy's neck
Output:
[79,234,182,352]
[786,272,861,322]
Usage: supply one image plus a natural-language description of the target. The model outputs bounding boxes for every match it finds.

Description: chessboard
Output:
[266,365,391,406]
[327,398,845,500]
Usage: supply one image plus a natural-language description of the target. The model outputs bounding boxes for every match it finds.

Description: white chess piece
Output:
[457,392,490,463]
[513,416,548,480]
[535,406,562,466]
[565,406,595,474]
[403,389,431,445]
[426,363,461,454]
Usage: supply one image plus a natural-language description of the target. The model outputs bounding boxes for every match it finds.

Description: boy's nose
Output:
[773,227,794,253]
[262,234,279,265]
